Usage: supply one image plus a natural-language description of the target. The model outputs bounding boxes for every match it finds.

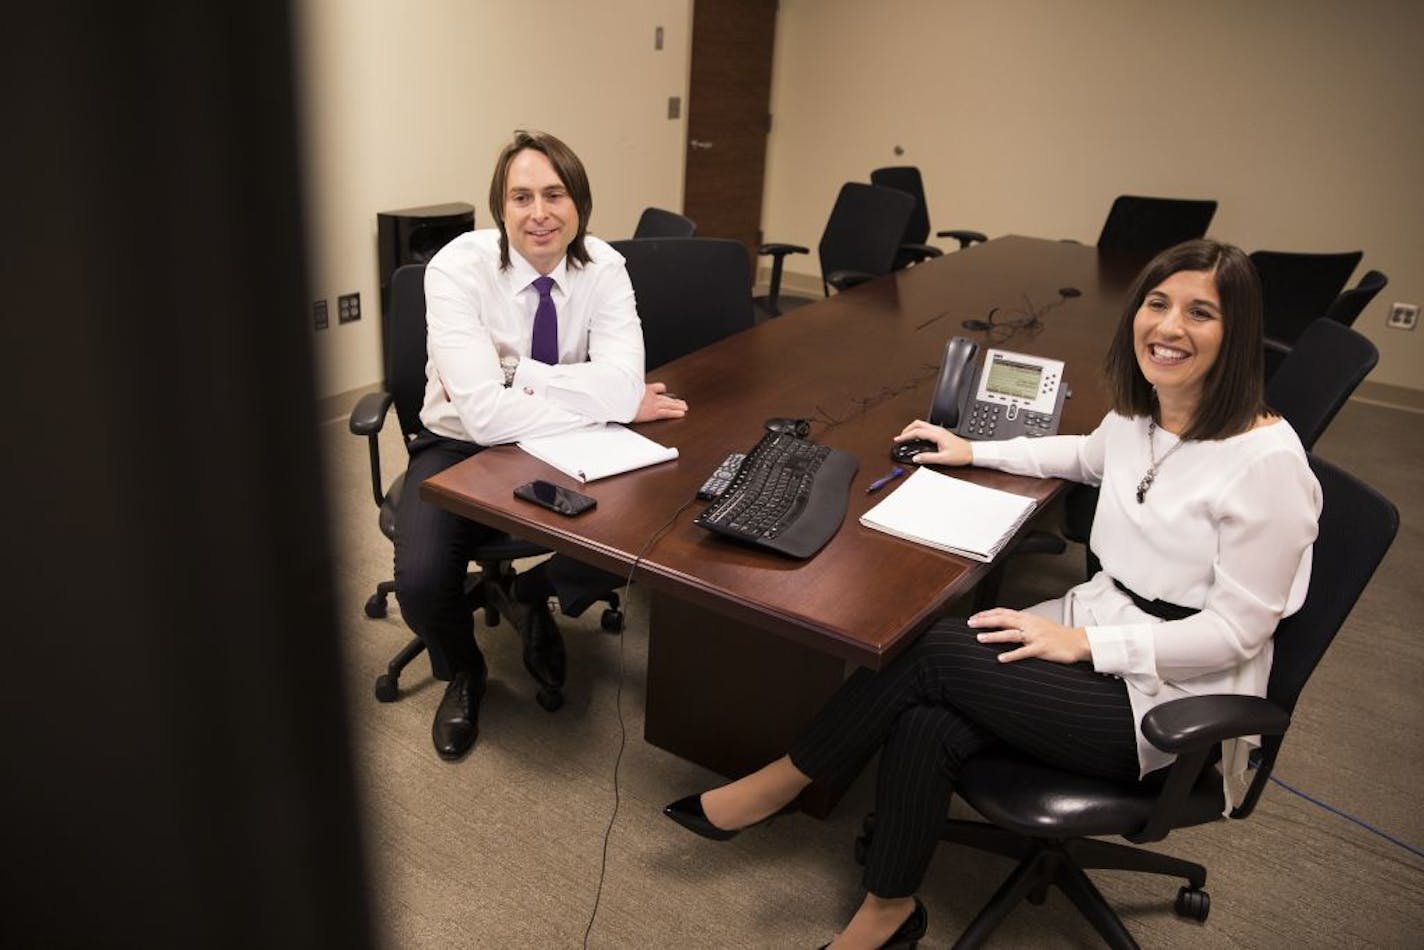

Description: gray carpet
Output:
[322,398,1424,948]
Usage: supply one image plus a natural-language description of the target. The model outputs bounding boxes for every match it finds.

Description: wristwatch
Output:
[500,355,519,387]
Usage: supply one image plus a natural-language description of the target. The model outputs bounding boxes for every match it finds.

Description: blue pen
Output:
[866,467,906,494]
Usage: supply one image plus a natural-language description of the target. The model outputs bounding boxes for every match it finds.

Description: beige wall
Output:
[296,0,693,400]
[763,0,1424,391]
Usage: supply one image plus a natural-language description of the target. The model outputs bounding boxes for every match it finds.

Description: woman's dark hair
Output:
[488,129,593,270]
[1103,238,1267,441]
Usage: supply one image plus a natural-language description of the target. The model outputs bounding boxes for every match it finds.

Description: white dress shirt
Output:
[418,229,646,445]
[972,412,1321,807]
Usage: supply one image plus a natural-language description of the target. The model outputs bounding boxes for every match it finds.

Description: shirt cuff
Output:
[511,358,551,397]
[1085,623,1161,695]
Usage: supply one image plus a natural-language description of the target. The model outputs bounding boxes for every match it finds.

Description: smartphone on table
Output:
[513,479,597,516]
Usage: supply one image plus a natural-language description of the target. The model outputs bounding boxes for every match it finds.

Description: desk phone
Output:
[929,337,1066,441]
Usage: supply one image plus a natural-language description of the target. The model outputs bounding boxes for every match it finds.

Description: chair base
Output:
[365,562,623,706]
[939,820,1208,949]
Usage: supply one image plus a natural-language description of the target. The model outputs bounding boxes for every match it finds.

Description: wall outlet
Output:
[1386,302,1418,330]
[338,292,361,324]
[313,299,329,330]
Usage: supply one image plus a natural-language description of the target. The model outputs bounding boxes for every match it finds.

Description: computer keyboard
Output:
[693,431,858,559]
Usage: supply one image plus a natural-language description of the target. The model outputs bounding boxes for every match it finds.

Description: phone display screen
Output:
[514,480,597,516]
[983,357,1043,401]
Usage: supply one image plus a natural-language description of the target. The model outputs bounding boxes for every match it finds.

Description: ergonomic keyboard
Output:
[693,431,858,559]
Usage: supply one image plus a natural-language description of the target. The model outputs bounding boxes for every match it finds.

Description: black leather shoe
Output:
[662,794,799,842]
[518,599,566,690]
[432,668,486,761]
[816,898,927,950]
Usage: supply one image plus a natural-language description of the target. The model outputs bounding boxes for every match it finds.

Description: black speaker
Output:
[376,202,475,317]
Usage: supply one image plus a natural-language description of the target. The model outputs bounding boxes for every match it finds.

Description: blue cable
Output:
[1268,773,1424,861]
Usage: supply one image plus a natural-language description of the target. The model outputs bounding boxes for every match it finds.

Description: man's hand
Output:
[634,382,688,422]
[893,419,974,466]
[968,607,1091,665]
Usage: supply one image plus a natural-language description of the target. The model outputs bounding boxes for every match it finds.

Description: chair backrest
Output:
[1267,318,1378,450]
[1095,195,1217,254]
[1325,269,1388,327]
[1250,249,1363,345]
[1235,454,1398,817]
[818,182,917,288]
[610,237,754,370]
[633,206,697,239]
[386,263,433,439]
[870,166,931,246]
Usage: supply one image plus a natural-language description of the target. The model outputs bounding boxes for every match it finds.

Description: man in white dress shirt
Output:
[396,130,687,760]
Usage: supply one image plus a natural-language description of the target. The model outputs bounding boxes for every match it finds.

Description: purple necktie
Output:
[530,275,559,365]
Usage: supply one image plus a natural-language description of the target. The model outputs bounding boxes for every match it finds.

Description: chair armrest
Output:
[757,243,809,258]
[826,269,877,292]
[899,242,943,264]
[349,391,394,436]
[349,390,395,508]
[1142,694,1290,754]
[936,229,988,249]
[1128,695,1290,843]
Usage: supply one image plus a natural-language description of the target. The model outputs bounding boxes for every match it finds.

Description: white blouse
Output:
[972,412,1321,807]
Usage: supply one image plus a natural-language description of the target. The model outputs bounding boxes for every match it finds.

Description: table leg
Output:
[644,591,852,818]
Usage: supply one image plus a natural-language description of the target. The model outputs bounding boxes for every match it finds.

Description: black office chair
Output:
[756,182,916,317]
[610,237,754,370]
[869,166,987,269]
[348,264,622,710]
[867,454,1398,948]
[633,206,697,239]
[1095,195,1218,254]
[976,317,1381,607]
[1324,268,1388,327]
[1250,249,1362,380]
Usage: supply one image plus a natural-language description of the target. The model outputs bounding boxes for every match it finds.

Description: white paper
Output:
[859,466,1037,561]
[517,423,678,483]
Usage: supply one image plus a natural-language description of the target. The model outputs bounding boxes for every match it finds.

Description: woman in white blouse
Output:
[662,239,1321,949]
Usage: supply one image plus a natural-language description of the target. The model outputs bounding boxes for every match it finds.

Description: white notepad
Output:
[859,467,1038,562]
[517,423,678,483]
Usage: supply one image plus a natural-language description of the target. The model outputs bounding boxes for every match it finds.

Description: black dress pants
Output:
[393,433,621,681]
[789,619,1142,898]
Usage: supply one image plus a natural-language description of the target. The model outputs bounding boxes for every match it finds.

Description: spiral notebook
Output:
[518,423,678,483]
[859,467,1037,562]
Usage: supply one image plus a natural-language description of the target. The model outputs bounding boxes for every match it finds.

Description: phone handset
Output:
[928,336,979,428]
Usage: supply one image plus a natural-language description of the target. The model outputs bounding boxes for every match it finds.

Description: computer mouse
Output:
[891,439,939,465]
[765,417,811,437]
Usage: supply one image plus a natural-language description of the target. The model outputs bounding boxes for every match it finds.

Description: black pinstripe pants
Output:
[789,619,1141,898]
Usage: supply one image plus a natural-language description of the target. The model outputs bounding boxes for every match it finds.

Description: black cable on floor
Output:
[1268,773,1424,861]
[582,496,697,948]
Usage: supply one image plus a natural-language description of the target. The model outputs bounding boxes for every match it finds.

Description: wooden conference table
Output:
[423,235,1147,813]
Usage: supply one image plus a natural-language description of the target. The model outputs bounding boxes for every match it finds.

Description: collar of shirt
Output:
[503,247,570,304]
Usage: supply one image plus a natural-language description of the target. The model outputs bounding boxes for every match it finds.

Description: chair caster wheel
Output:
[365,594,388,619]
[536,687,564,712]
[601,608,624,633]
[374,674,399,703]
[1175,886,1210,922]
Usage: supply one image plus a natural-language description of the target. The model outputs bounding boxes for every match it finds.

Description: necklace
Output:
[1136,419,1185,504]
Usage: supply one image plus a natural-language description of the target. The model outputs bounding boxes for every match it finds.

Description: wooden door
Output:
[683,0,779,274]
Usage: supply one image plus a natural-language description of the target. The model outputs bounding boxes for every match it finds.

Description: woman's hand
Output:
[968,607,1091,664]
[634,382,688,422]
[894,419,974,466]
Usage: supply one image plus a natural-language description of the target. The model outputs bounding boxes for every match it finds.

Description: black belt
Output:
[1112,579,1200,621]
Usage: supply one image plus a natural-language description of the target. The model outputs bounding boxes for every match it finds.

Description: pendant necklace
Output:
[1136,419,1184,504]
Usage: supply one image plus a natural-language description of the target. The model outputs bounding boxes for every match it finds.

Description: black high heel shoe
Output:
[662,794,798,841]
[817,897,927,950]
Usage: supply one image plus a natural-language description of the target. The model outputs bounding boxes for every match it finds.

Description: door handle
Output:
[689,139,714,150]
